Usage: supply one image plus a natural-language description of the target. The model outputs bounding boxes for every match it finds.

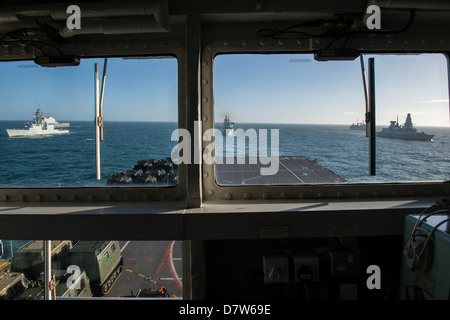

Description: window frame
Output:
[200,41,450,201]
[0,42,187,203]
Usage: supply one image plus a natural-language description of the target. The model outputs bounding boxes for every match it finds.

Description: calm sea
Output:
[0,121,177,187]
[1,121,449,188]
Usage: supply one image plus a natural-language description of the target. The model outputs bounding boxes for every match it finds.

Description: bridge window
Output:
[0,56,178,188]
[0,240,182,299]
[212,53,449,186]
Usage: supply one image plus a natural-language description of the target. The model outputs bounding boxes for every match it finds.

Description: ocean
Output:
[0,121,177,187]
[1,121,449,188]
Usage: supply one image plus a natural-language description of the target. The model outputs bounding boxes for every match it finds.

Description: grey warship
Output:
[377,113,434,141]
[349,120,366,130]
[222,114,235,136]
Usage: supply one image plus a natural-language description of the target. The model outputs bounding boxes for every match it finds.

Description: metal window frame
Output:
[200,40,450,201]
[0,41,187,203]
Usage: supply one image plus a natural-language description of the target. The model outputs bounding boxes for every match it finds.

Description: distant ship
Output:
[377,113,434,141]
[349,120,366,130]
[222,114,234,136]
[6,108,70,138]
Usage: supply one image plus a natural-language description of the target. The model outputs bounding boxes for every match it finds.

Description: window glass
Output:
[0,57,178,188]
[212,53,449,185]
[0,240,182,299]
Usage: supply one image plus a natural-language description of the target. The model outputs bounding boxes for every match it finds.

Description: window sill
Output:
[0,197,441,240]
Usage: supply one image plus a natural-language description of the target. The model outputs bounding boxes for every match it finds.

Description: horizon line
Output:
[1,119,449,127]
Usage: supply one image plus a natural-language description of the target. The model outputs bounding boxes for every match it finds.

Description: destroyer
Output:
[377,113,434,141]
[6,108,69,137]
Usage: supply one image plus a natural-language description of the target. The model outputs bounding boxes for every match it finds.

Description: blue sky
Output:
[214,53,450,127]
[0,57,178,122]
[1,53,449,127]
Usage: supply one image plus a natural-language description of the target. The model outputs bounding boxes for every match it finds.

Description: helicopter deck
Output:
[215,156,346,185]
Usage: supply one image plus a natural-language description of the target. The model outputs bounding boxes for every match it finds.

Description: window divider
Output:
[368,57,376,176]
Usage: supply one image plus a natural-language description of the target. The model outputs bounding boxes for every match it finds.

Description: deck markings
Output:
[120,241,131,252]
[155,241,183,292]
[122,241,183,296]
[0,261,11,270]
[277,157,305,183]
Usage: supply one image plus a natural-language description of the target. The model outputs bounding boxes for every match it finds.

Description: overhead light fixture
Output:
[314,49,360,61]
[34,55,80,67]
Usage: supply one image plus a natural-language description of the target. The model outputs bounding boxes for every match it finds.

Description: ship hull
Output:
[377,131,434,141]
[222,128,234,136]
[6,128,69,138]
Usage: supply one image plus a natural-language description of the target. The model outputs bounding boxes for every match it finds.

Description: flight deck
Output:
[215,156,346,185]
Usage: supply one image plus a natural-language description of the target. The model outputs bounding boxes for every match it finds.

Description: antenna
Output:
[99,58,108,141]
[95,64,100,180]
